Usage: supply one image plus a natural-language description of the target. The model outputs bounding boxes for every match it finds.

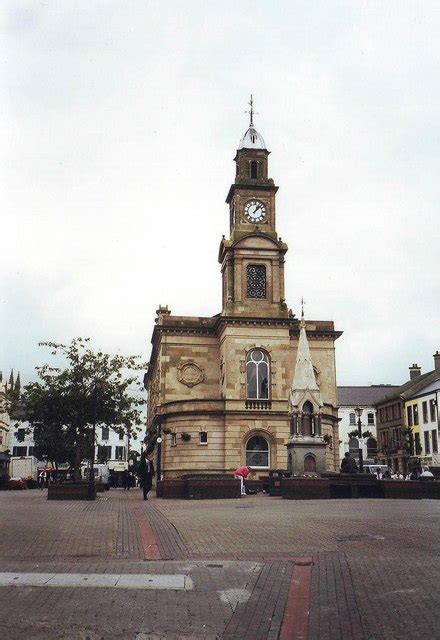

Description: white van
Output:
[82,464,110,489]
[363,464,388,477]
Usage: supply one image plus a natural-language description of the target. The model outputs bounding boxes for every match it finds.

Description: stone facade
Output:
[144,119,342,478]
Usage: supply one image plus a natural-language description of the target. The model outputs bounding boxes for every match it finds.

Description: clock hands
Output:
[244,200,266,221]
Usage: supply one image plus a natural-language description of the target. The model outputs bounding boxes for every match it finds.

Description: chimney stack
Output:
[434,351,440,371]
[409,363,421,380]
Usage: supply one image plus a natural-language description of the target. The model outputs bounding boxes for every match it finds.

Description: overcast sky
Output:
[1,1,439,388]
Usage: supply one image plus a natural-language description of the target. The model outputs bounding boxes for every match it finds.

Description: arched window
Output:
[367,437,377,458]
[302,401,314,436]
[349,437,359,454]
[304,454,316,473]
[246,435,269,468]
[250,161,258,179]
[246,350,270,399]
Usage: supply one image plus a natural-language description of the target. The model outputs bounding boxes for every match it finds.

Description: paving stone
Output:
[1,489,440,639]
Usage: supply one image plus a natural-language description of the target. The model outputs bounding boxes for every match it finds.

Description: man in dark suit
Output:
[138,450,155,500]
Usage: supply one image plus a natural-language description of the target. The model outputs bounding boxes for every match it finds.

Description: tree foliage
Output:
[10,338,147,478]
[348,430,374,440]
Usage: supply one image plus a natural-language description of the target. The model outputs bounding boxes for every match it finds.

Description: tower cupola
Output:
[238,126,266,150]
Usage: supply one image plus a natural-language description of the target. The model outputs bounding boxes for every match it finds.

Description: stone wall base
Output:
[157,477,241,499]
[282,476,440,500]
[47,483,96,501]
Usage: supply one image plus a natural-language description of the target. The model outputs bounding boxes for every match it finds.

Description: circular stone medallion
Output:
[177,360,205,387]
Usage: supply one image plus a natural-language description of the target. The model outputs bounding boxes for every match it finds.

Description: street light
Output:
[87,380,98,501]
[355,405,364,473]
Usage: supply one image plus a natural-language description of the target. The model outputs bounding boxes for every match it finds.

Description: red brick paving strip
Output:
[279,559,312,640]
[222,561,294,640]
[130,503,161,560]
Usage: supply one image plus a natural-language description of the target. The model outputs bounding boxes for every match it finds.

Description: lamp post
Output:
[156,420,162,481]
[87,380,98,501]
[355,405,364,473]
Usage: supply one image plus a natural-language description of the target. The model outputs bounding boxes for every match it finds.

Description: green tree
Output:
[348,430,374,440]
[10,338,147,480]
[128,449,141,474]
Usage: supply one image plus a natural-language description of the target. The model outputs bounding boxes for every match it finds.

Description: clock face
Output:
[244,200,267,223]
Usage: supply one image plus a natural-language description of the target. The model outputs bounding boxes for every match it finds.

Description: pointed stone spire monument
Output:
[286,300,327,476]
[289,300,323,412]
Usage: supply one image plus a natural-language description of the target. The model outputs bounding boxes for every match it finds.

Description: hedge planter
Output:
[157,477,241,499]
[282,476,440,500]
[48,483,96,501]
[186,478,240,500]
[282,477,331,500]
[420,479,440,499]
[155,480,164,498]
[161,479,186,499]
[379,480,423,500]
[282,474,382,500]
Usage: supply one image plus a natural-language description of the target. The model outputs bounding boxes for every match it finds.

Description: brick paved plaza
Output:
[0,489,439,639]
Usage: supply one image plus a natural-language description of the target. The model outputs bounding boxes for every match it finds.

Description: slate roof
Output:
[337,385,399,407]
[396,369,440,400]
[371,369,440,406]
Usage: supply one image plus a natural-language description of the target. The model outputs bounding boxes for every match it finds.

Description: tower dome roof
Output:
[238,126,266,150]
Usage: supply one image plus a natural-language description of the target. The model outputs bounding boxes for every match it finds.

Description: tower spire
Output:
[245,94,256,128]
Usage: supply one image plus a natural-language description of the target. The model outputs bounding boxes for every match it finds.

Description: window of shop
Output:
[12,446,27,456]
[413,405,419,426]
[432,430,438,454]
[430,399,437,422]
[97,445,112,462]
[424,431,430,455]
[115,446,125,460]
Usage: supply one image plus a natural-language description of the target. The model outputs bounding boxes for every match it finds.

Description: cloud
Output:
[1,1,439,387]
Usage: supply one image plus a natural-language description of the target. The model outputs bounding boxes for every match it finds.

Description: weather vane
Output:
[245,94,258,127]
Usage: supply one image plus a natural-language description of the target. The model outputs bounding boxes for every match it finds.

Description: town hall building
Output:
[144,106,342,478]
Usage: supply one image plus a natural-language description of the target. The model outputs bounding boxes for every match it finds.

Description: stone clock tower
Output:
[144,101,342,479]
[219,107,288,318]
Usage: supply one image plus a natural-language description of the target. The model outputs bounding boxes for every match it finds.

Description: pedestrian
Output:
[420,467,434,478]
[138,450,155,500]
[340,452,358,474]
[122,469,130,490]
[234,465,253,495]
[38,470,45,490]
